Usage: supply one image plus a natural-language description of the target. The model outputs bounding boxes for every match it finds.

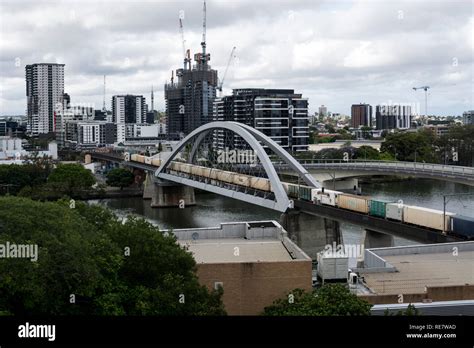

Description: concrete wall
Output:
[366,241,474,263]
[359,285,474,305]
[171,221,288,242]
[196,260,312,315]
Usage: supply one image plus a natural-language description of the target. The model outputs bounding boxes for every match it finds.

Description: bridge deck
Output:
[294,199,461,243]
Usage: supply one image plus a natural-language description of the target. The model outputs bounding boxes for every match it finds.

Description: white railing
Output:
[272,159,474,178]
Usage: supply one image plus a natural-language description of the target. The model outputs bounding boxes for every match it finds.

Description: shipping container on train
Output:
[369,199,394,218]
[250,177,271,191]
[450,215,474,239]
[337,194,370,214]
[403,205,455,232]
[233,174,251,187]
[386,203,403,221]
[314,188,341,207]
[299,186,313,201]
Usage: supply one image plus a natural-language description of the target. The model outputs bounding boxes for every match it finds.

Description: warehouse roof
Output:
[179,238,293,263]
[360,242,474,295]
[168,220,311,264]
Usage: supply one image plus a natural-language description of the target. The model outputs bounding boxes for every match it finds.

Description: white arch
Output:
[155,122,320,211]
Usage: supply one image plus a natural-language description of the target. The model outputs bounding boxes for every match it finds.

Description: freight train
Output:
[128,154,474,240]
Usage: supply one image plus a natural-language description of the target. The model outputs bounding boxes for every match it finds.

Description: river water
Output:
[90,179,474,254]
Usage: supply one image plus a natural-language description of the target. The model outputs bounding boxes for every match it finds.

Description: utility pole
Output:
[442,193,474,234]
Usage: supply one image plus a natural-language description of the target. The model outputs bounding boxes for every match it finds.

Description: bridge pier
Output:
[279,210,342,259]
[321,178,359,191]
[143,173,154,199]
[150,180,196,208]
[362,229,394,249]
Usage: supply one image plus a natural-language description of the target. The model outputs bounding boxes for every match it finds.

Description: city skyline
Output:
[0,0,473,116]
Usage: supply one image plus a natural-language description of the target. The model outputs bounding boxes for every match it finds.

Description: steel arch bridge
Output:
[155,121,321,212]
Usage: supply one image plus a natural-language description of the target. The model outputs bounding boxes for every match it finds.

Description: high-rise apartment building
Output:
[318,105,328,117]
[462,110,474,125]
[26,63,65,135]
[112,95,147,143]
[351,104,372,128]
[375,104,412,130]
[164,7,218,140]
[213,89,309,152]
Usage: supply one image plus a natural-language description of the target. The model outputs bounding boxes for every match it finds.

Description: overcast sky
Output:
[0,0,472,116]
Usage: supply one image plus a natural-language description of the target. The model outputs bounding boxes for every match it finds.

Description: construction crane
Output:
[218,47,237,96]
[201,0,206,62]
[102,75,106,112]
[413,85,430,119]
[179,18,191,70]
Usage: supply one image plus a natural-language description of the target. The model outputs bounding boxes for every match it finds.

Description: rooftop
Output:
[167,220,311,264]
[359,241,474,295]
[179,238,292,263]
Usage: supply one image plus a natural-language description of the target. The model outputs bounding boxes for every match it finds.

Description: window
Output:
[214,282,223,290]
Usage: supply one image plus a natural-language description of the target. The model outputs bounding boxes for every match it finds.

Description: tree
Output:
[324,124,336,133]
[381,129,437,163]
[263,284,372,316]
[0,196,226,315]
[0,162,51,196]
[47,163,95,196]
[106,168,134,190]
[384,304,420,316]
[355,146,380,160]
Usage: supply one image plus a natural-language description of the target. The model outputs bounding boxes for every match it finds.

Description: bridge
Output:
[277,159,474,186]
[87,121,469,247]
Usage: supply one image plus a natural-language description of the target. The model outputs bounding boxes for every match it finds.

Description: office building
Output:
[0,121,6,137]
[214,88,309,152]
[319,105,327,117]
[375,104,412,130]
[351,103,372,128]
[55,102,95,148]
[64,121,116,148]
[26,63,65,135]
[463,110,474,125]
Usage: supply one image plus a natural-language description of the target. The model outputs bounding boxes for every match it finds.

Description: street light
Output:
[443,193,474,234]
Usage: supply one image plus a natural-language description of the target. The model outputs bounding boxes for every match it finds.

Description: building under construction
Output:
[165,1,218,140]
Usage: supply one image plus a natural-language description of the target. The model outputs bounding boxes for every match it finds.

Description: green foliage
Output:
[48,163,96,196]
[263,284,372,316]
[324,124,336,133]
[355,146,381,160]
[315,136,336,143]
[0,159,52,195]
[437,124,474,166]
[0,196,226,316]
[384,304,420,316]
[106,168,134,190]
[381,129,437,162]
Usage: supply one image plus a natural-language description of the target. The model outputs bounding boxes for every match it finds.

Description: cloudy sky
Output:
[0,0,472,116]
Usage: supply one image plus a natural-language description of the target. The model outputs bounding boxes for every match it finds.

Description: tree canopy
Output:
[106,168,135,190]
[263,285,372,316]
[47,163,96,196]
[0,196,225,315]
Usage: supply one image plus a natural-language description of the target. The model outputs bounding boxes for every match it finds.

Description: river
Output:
[90,179,474,255]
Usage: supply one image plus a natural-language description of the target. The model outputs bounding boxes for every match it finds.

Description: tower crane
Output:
[179,18,190,70]
[179,18,186,70]
[201,0,207,64]
[412,85,430,119]
[218,47,237,96]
